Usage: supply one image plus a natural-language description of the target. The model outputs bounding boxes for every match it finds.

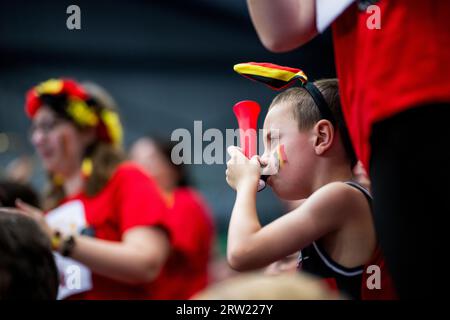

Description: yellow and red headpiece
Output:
[25,78,123,147]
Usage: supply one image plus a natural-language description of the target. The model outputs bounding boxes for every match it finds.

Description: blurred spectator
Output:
[4,156,34,184]
[0,179,40,208]
[130,136,215,299]
[0,208,58,300]
[16,79,171,299]
[193,272,342,300]
[208,256,241,284]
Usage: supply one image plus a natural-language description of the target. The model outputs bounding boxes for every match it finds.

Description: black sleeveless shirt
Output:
[297,181,372,299]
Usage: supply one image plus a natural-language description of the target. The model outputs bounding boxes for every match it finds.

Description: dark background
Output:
[0,0,336,248]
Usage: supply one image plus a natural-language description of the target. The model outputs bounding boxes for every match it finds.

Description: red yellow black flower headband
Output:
[25,78,123,147]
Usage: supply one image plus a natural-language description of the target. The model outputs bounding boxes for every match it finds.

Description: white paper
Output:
[46,200,93,299]
[316,0,355,33]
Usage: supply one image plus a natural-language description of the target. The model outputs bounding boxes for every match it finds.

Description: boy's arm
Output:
[225,147,261,268]
[226,156,364,271]
[227,179,260,269]
[246,0,318,52]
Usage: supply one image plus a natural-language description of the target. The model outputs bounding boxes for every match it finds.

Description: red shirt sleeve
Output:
[113,163,169,236]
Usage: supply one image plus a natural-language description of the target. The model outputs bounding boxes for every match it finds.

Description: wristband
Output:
[50,230,62,251]
[61,235,76,257]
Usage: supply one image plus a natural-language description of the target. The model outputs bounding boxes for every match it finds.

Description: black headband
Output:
[302,81,336,124]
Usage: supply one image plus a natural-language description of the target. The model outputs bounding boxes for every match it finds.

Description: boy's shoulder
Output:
[302,181,370,222]
[314,181,368,201]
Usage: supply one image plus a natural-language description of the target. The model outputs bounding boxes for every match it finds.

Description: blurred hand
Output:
[352,161,371,192]
[226,146,261,191]
[15,199,53,239]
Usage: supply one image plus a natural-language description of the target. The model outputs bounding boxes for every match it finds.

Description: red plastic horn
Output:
[233,100,260,158]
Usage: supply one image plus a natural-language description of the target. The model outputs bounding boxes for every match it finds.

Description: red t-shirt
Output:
[148,187,215,299]
[332,0,450,168]
[60,162,170,299]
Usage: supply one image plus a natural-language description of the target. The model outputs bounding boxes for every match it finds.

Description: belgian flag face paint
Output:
[278,144,288,168]
[261,144,287,174]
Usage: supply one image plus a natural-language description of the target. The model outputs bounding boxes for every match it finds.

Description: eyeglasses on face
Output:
[29,117,66,137]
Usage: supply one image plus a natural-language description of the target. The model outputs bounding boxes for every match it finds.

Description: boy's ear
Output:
[312,120,334,156]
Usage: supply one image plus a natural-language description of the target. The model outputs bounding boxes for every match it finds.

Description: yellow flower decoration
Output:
[35,79,64,95]
[101,109,123,147]
[66,98,99,127]
[52,174,64,186]
[82,157,93,177]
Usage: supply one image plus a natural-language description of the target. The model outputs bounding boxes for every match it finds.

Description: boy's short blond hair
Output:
[270,79,357,167]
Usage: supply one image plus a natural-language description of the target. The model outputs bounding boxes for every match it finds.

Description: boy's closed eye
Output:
[265,130,279,150]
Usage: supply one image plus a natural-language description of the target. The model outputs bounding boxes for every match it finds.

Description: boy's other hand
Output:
[352,161,371,192]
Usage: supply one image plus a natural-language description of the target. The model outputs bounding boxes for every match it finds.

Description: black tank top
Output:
[297,181,372,299]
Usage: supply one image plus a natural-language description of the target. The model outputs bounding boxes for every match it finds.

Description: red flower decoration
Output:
[24,78,88,118]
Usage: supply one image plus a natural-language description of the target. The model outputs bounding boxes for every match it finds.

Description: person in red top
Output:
[15,78,171,299]
[246,0,450,298]
[129,137,215,299]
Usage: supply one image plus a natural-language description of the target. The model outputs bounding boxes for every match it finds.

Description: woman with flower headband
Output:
[15,78,171,299]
